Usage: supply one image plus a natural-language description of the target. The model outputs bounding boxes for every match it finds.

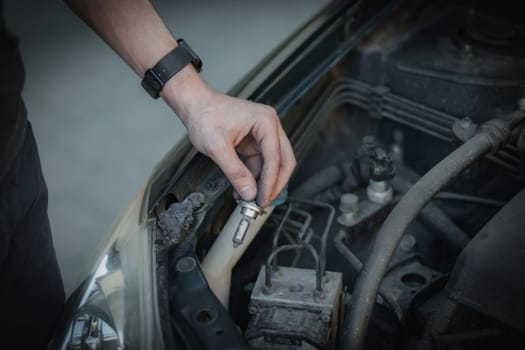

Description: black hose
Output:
[343,112,525,350]
[392,175,470,250]
[292,162,362,202]
[420,203,470,248]
[334,231,404,320]
[291,165,344,198]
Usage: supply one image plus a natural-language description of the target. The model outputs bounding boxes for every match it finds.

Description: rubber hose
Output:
[392,176,470,249]
[343,112,525,350]
[292,162,361,201]
[291,165,343,198]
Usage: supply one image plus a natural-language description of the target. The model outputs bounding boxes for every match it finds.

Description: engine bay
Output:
[153,2,525,349]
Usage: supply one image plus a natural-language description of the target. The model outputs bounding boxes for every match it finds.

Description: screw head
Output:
[321,313,331,323]
[400,234,417,253]
[204,181,218,193]
[460,117,473,129]
[176,257,197,272]
[248,305,258,315]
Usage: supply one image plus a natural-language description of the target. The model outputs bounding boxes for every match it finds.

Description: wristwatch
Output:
[141,38,203,99]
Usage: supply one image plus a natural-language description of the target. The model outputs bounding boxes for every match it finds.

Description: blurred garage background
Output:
[5,0,327,295]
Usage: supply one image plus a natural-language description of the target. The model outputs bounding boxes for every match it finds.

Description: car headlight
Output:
[51,186,165,350]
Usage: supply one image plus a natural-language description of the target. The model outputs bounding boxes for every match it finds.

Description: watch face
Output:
[142,69,163,99]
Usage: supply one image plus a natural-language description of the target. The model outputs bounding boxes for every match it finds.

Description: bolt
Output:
[204,181,218,193]
[176,256,197,273]
[289,283,304,293]
[338,193,359,226]
[248,305,258,315]
[400,234,416,253]
[460,117,473,129]
[340,193,359,213]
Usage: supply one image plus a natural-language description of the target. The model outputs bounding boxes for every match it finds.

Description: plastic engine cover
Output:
[446,188,525,332]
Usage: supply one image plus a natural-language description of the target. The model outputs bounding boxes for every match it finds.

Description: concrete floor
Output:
[5,0,327,295]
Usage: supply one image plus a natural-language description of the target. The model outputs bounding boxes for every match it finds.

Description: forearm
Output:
[67,0,175,75]
[66,0,206,117]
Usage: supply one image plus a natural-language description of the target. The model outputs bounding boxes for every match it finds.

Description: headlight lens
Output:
[51,188,164,350]
[65,251,124,350]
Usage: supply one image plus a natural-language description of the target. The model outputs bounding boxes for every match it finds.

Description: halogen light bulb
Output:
[232,201,265,248]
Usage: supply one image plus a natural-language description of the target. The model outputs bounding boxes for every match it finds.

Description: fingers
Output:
[245,154,263,180]
[253,108,282,207]
[185,94,295,206]
[271,124,296,201]
[209,140,258,202]
[233,154,262,200]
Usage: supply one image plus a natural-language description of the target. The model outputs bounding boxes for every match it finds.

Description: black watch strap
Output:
[141,38,203,99]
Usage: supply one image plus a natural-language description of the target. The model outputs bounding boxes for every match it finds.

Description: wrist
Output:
[143,38,203,100]
[160,65,213,125]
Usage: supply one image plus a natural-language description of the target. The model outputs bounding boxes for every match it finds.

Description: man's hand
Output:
[66,0,296,206]
[162,66,296,207]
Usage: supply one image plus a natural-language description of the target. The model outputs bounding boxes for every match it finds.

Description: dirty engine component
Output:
[246,266,343,349]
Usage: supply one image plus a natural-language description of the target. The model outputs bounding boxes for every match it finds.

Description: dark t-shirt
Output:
[0,0,27,182]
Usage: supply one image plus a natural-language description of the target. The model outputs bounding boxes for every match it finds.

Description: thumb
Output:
[209,143,257,202]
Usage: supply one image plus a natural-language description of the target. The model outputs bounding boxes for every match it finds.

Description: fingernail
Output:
[256,194,268,208]
[239,186,256,201]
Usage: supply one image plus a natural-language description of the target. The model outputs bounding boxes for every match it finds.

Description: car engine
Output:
[153,1,525,349]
